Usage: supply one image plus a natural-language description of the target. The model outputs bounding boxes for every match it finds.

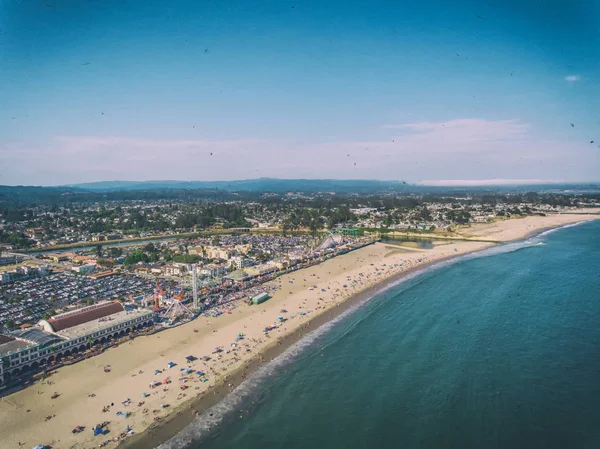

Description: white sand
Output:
[0,212,597,449]
[457,211,600,241]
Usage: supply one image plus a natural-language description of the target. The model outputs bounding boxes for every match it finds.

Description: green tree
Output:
[107,247,123,258]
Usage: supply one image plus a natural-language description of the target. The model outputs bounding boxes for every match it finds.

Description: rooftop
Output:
[0,334,33,356]
[11,328,65,348]
[223,270,250,282]
[56,308,153,340]
[45,301,125,332]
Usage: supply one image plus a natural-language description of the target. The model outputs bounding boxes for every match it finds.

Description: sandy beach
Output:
[1,212,598,449]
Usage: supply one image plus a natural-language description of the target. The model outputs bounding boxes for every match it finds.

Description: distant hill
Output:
[67,178,409,193]
[67,179,600,194]
[0,185,89,204]
[0,180,598,206]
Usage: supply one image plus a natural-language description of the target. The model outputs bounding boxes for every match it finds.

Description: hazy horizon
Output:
[3,177,600,189]
[2,0,599,185]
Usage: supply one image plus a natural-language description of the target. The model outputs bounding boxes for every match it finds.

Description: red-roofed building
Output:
[40,301,125,333]
[1,302,153,387]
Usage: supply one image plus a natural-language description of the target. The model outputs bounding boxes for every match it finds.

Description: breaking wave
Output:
[537,220,587,238]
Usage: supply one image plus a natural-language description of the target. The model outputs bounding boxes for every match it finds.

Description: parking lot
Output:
[0,272,155,329]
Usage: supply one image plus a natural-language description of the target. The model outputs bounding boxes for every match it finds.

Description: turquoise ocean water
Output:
[160,220,600,449]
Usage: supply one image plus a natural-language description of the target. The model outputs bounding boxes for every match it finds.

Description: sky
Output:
[1,0,599,186]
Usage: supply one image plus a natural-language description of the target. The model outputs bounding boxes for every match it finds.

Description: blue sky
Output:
[1,0,599,185]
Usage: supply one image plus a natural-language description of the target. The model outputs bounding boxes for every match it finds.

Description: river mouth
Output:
[380,236,436,249]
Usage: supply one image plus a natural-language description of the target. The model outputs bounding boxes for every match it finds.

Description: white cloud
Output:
[564,75,580,82]
[1,118,598,185]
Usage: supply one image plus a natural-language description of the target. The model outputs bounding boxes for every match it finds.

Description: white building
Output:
[199,263,226,278]
[72,264,96,274]
[0,301,153,388]
[230,256,253,270]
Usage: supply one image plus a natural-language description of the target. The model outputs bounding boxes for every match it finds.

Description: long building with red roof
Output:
[1,301,153,388]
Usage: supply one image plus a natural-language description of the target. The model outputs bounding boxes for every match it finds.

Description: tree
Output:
[97,258,115,268]
[5,319,14,330]
[282,220,290,237]
[108,247,123,258]
[419,207,432,222]
[95,244,103,257]
[123,249,149,265]
[172,254,200,264]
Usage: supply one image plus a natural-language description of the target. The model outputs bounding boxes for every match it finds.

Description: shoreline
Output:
[119,250,465,449]
[2,213,598,449]
[121,217,600,449]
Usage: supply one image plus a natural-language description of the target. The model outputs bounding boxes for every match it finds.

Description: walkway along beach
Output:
[1,213,598,449]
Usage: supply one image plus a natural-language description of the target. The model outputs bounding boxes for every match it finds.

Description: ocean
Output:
[161,220,600,449]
